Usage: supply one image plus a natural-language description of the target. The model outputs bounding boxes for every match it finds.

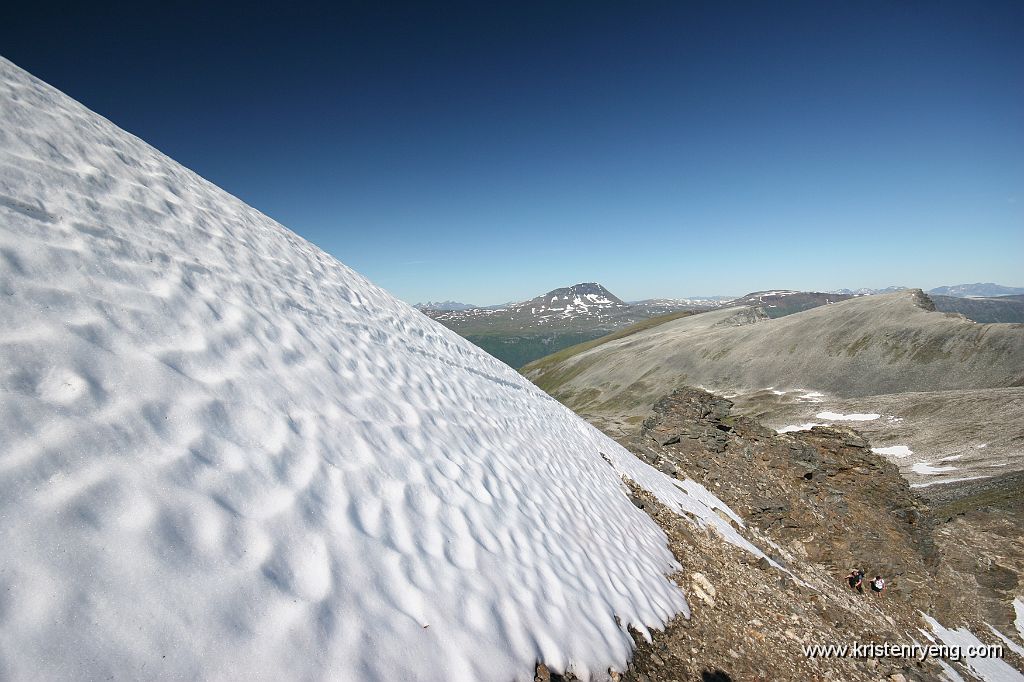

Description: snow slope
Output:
[0,58,758,680]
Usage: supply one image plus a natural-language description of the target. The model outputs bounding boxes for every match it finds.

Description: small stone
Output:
[691,572,718,608]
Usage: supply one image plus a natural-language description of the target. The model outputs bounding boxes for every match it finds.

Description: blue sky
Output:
[3,1,1022,304]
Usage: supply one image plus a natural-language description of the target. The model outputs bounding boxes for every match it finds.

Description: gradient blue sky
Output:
[3,1,1022,304]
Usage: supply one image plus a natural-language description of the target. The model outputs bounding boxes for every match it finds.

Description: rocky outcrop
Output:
[621,485,948,682]
[633,389,938,598]
[610,387,1024,680]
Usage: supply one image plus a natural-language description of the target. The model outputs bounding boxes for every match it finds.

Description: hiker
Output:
[870,575,886,596]
[847,569,863,592]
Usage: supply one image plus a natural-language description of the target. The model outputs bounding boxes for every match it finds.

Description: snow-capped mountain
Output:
[519,282,627,317]
[630,296,733,309]
[928,283,1024,298]
[418,283,712,367]
[422,282,706,331]
[0,57,767,680]
[830,286,908,296]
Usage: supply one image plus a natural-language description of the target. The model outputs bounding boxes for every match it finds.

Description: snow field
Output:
[0,58,763,681]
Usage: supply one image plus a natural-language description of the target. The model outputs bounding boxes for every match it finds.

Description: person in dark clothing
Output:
[847,569,863,592]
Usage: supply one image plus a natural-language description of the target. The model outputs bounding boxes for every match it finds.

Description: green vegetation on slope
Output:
[465,331,607,369]
[521,310,697,384]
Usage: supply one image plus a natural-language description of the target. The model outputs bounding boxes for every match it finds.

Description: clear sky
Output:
[3,1,1022,304]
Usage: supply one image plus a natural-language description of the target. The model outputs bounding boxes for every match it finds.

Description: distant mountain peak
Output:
[540,280,618,303]
[531,282,626,309]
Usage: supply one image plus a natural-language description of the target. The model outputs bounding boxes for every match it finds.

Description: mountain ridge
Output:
[419,282,710,368]
[929,282,1024,297]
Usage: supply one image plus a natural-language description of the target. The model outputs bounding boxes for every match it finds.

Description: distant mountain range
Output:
[521,288,1024,490]
[830,283,1024,298]
[931,294,1024,323]
[928,283,1024,298]
[419,283,707,332]
[418,282,1024,367]
[525,289,1024,410]
[831,286,909,296]
[726,290,853,317]
[412,300,478,311]
[418,283,709,367]
[417,283,1023,311]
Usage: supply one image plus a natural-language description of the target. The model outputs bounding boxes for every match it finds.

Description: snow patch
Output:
[815,411,880,421]
[912,462,959,475]
[924,615,1024,681]
[911,476,989,489]
[872,445,914,458]
[987,624,1024,660]
[777,423,828,433]
[0,58,763,681]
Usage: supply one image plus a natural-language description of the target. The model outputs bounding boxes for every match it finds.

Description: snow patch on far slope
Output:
[815,411,880,421]
[0,58,760,681]
[873,445,914,458]
[924,616,1024,681]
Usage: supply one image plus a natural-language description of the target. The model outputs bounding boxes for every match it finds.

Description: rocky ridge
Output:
[599,388,1023,681]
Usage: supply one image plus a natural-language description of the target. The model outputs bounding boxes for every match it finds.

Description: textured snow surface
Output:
[0,58,757,680]
[987,624,1024,660]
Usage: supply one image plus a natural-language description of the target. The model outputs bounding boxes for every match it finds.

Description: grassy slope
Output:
[464,331,607,369]
[521,310,697,389]
[523,291,1024,421]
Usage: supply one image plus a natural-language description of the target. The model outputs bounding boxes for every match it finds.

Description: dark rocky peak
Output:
[909,288,937,311]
